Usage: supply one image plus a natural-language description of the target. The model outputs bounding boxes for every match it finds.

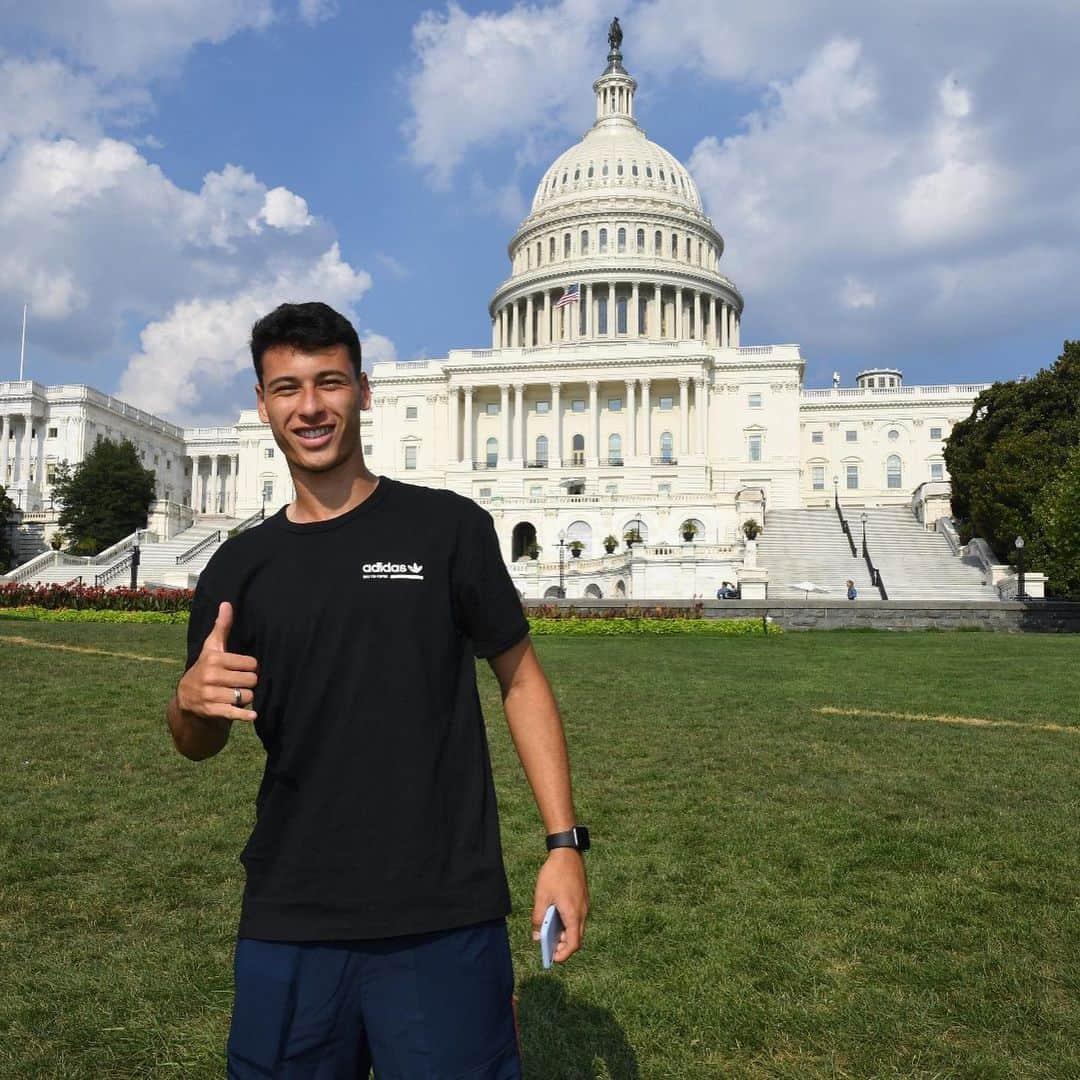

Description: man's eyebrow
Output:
[265,370,351,389]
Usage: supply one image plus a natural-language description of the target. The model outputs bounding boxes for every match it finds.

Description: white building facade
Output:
[2,35,989,595]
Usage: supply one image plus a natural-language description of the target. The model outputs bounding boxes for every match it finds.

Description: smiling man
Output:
[165,301,589,1078]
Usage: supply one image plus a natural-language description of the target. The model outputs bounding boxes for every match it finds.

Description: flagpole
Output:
[19,303,27,381]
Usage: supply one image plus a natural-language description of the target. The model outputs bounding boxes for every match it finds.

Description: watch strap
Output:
[545,825,590,852]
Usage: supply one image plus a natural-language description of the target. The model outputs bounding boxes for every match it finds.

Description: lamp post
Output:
[860,512,867,557]
[558,528,566,599]
[833,475,839,510]
[1014,535,1026,600]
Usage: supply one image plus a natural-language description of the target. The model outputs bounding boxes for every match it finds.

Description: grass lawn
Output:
[1,621,1078,1078]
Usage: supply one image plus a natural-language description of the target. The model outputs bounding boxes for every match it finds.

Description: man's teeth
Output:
[298,426,333,437]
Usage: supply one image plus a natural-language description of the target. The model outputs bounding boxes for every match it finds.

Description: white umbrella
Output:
[789,581,831,599]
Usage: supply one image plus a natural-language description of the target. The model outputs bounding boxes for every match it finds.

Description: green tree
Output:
[52,440,156,556]
[1035,445,1080,600]
[0,484,16,573]
[945,341,1080,596]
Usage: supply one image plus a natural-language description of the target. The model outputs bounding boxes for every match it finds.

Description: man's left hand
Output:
[531,848,590,963]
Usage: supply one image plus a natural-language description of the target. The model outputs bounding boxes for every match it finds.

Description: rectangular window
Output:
[931,462,945,480]
[405,445,417,470]
[658,483,672,496]
[485,402,499,416]
[364,444,373,455]
[659,396,673,411]
[530,485,543,497]
[748,435,762,462]
[605,483,618,495]
[572,399,586,413]
[812,466,825,490]
[478,487,492,498]
[845,430,858,442]
[536,400,550,414]
[846,464,859,489]
[608,398,622,411]
[748,393,762,408]
[264,447,274,458]
[598,298,608,335]
[262,480,274,502]
[406,406,418,419]
[811,430,824,444]
[930,426,943,440]
[47,427,58,439]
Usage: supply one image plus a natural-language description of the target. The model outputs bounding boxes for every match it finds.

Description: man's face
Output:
[255,344,370,476]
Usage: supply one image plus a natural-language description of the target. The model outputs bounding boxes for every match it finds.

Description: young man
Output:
[166,301,589,1078]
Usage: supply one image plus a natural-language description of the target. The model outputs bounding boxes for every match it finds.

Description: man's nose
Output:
[297,387,325,418]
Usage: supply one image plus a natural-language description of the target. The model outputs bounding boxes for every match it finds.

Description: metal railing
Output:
[231,507,265,535]
[651,457,678,465]
[600,457,624,466]
[860,527,889,600]
[524,460,549,469]
[834,491,858,557]
[176,530,222,566]
[94,550,135,587]
[471,461,498,470]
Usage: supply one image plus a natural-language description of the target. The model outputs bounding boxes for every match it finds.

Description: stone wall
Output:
[523,598,1080,632]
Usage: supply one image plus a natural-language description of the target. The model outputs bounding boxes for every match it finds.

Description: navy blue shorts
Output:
[226,918,521,1078]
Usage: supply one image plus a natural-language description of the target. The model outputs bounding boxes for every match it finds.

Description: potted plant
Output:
[526,541,541,560]
[569,540,584,558]
[742,518,761,541]
[624,528,642,548]
[680,519,700,542]
[603,534,618,554]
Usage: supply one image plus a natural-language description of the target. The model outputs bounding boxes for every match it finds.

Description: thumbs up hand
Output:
[176,601,259,723]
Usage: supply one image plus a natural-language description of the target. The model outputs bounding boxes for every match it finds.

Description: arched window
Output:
[564,233,571,257]
[581,230,589,254]
[636,228,645,252]
[561,172,567,186]
[536,241,542,265]
[536,435,548,464]
[697,241,703,265]
[587,164,594,178]
[572,433,585,466]
[887,455,903,489]
[685,236,691,260]
[615,579,627,596]
[486,437,498,467]
[659,168,666,181]
[660,431,674,462]
[616,295,628,334]
[573,167,580,180]
[602,162,609,177]
[671,233,678,258]
[526,247,531,269]
[646,164,653,178]
[617,227,626,253]
[608,433,622,463]
[631,163,638,177]
[654,230,662,254]
[598,295,608,335]
[549,236,556,260]
[598,228,608,253]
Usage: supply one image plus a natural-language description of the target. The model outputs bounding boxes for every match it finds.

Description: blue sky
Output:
[1,1,1078,425]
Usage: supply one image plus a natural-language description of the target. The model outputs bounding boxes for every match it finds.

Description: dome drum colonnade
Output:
[443,371,710,468]
[488,28,742,353]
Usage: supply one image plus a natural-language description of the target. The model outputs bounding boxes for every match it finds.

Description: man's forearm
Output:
[166,692,230,761]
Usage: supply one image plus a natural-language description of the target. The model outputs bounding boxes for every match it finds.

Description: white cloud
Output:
[359,331,398,371]
[119,245,372,422]
[261,187,313,232]
[298,0,339,25]
[375,253,409,279]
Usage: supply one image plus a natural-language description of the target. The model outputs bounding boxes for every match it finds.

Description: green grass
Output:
[1,624,1078,1078]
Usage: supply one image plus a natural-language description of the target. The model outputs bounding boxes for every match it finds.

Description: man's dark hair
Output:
[250,302,363,383]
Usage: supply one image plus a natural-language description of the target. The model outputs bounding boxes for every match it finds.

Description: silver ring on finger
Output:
[233,687,243,708]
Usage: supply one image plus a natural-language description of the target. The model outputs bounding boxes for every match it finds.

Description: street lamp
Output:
[860,511,867,555]
[558,529,566,599]
[833,475,839,509]
[1014,535,1026,600]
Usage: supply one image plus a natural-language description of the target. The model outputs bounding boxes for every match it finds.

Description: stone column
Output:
[588,380,599,465]
[189,456,199,509]
[491,317,499,349]
[733,312,741,347]
[500,306,508,349]
[693,292,702,341]
[514,384,525,465]
[0,414,10,485]
[710,297,719,345]
[550,383,562,464]
[624,380,637,458]
[695,377,708,454]
[210,455,220,514]
[676,288,685,340]
[719,301,728,347]
[539,293,549,346]
[525,295,534,348]
[641,380,652,459]
[447,387,458,464]
[500,384,511,462]
[585,283,594,339]
[35,424,45,489]
[463,387,474,466]
[679,377,690,454]
[652,284,661,339]
[631,282,640,337]
[232,455,240,515]
[510,301,520,348]
[21,416,33,484]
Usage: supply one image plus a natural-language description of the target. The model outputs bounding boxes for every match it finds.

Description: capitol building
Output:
[2,30,1002,600]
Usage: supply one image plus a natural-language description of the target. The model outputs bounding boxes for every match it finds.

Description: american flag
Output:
[554,284,580,308]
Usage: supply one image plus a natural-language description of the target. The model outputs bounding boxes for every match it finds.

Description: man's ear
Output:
[359,372,372,411]
[255,382,268,423]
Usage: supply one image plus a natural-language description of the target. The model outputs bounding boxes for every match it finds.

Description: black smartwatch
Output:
[546,825,590,852]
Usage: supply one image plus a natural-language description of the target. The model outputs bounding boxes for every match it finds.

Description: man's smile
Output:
[294,425,335,448]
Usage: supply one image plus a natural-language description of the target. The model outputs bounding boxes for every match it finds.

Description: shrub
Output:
[529,617,780,636]
[0,583,193,612]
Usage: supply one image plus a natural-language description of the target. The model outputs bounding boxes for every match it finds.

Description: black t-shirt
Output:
[184,477,530,941]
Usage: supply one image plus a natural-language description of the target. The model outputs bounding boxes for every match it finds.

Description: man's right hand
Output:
[177,601,259,723]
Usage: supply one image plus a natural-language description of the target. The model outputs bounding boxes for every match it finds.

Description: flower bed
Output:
[0,606,186,624]
[0,583,193,612]
[529,617,780,635]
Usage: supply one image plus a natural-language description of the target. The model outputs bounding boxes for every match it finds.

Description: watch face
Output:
[573,826,591,851]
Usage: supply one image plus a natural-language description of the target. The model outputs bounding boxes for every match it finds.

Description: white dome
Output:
[531,124,703,215]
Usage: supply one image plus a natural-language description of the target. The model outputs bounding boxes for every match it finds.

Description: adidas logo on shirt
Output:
[362,561,425,581]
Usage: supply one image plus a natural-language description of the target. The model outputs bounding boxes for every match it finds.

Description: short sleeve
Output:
[451,504,530,658]
[184,546,250,671]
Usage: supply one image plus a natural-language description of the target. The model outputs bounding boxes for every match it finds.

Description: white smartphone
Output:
[540,903,563,969]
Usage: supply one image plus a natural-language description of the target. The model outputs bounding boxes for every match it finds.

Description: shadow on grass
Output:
[518,977,638,1079]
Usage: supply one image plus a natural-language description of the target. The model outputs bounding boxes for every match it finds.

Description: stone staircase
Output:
[756,506,996,601]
